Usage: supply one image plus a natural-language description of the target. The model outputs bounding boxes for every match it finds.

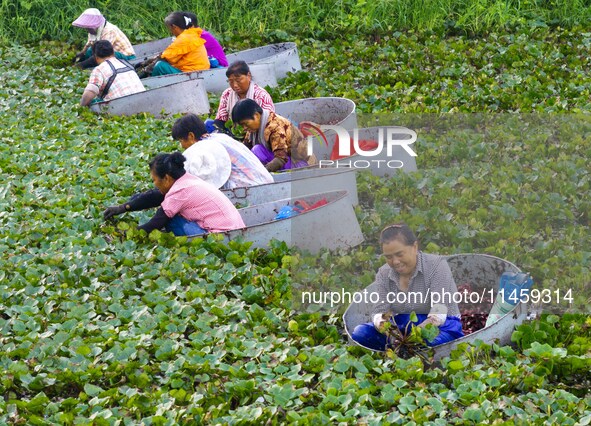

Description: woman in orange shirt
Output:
[151,12,210,76]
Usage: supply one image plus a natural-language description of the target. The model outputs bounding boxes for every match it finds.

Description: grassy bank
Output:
[2,0,591,43]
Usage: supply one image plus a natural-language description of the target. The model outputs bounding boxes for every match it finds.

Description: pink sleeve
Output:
[215,88,232,121]
[254,86,275,112]
[161,195,182,218]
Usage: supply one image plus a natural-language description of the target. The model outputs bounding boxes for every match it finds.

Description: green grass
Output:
[3,0,591,44]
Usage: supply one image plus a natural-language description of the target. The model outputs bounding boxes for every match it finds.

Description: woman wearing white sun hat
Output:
[72,8,136,69]
[171,113,273,189]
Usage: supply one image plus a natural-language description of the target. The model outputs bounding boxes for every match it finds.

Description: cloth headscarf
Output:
[248,109,271,151]
[182,139,232,189]
[72,8,106,29]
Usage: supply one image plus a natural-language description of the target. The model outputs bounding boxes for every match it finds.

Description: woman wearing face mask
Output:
[351,223,464,350]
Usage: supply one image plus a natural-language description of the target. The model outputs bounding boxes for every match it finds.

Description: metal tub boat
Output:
[226,42,301,79]
[275,97,358,162]
[89,78,209,118]
[132,37,173,63]
[131,40,301,81]
[343,254,527,362]
[274,101,417,177]
[223,167,358,207]
[196,190,364,254]
[141,62,278,94]
[275,97,357,131]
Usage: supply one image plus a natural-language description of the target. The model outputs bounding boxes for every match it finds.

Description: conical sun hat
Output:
[72,8,106,29]
[183,139,232,189]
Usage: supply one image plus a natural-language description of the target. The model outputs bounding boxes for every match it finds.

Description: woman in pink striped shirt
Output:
[213,60,275,133]
[105,152,245,236]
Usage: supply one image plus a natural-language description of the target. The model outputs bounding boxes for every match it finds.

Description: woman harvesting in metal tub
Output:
[351,223,464,350]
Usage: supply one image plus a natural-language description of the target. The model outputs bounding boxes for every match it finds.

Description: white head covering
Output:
[183,139,232,189]
[72,8,106,29]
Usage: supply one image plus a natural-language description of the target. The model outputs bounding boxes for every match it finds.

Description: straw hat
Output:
[183,139,232,189]
[72,8,106,29]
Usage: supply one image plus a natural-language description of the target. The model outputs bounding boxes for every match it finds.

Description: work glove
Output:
[73,51,86,64]
[77,56,98,69]
[373,313,387,330]
[213,119,226,130]
[103,204,127,220]
[265,157,286,172]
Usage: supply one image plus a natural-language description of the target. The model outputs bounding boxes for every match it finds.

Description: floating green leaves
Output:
[1,34,591,424]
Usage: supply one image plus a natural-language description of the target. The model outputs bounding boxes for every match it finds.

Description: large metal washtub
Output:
[131,37,173,64]
[327,126,418,177]
[141,62,278,94]
[89,78,209,118]
[223,167,359,207]
[343,254,527,362]
[226,42,301,79]
[193,190,364,254]
[131,40,301,82]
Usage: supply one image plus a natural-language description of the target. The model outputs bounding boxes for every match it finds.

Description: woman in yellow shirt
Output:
[152,12,210,76]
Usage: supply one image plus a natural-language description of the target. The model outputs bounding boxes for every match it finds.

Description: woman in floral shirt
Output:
[231,99,317,172]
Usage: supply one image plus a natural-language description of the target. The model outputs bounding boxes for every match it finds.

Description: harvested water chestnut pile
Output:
[456,282,493,335]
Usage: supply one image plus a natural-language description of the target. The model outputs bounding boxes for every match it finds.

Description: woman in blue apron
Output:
[351,223,464,350]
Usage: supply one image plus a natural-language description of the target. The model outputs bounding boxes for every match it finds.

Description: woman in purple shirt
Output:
[183,12,228,67]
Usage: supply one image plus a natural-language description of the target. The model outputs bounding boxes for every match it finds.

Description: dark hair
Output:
[171,114,207,141]
[93,40,114,59]
[164,11,191,30]
[226,60,250,78]
[149,152,186,180]
[380,223,417,246]
[182,12,199,28]
[231,98,263,123]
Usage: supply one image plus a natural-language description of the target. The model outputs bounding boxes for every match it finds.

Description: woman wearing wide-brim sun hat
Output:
[72,8,136,69]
